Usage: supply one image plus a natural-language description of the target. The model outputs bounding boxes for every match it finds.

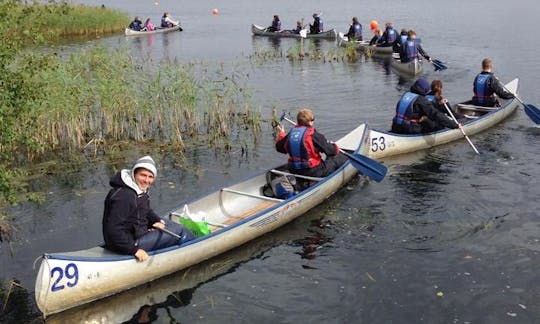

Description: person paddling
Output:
[275,109,347,178]
[399,29,431,63]
[471,58,515,107]
[344,17,362,41]
[391,78,460,134]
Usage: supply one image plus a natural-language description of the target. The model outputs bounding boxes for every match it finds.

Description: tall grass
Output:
[0,0,128,42]
[11,47,260,159]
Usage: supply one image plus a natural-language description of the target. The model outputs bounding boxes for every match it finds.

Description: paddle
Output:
[279,114,387,182]
[153,225,181,240]
[499,82,540,124]
[432,59,447,71]
[443,102,480,154]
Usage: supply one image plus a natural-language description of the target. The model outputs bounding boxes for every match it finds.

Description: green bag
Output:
[179,217,211,237]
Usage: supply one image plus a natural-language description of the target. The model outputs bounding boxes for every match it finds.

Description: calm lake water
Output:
[2,0,540,322]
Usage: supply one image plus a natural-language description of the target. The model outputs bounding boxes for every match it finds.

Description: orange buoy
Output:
[212,8,219,15]
[370,20,379,30]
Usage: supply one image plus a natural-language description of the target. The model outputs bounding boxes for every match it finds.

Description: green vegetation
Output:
[0,1,261,239]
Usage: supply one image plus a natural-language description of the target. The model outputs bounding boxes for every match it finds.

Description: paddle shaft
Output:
[153,225,181,240]
[443,103,480,154]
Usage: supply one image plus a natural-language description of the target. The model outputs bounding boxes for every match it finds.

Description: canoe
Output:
[252,24,337,39]
[34,124,370,317]
[340,79,519,160]
[124,25,182,36]
[389,54,423,76]
[337,32,394,55]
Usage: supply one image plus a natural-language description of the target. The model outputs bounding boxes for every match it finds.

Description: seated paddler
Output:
[102,156,195,262]
[275,108,347,178]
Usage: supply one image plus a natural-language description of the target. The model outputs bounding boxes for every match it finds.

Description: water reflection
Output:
[44,219,308,323]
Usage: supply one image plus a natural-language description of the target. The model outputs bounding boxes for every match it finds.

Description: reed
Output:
[0,0,129,43]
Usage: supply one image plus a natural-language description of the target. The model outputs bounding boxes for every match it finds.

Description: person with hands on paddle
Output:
[392,78,460,134]
[275,109,347,178]
[399,29,431,63]
[471,58,515,107]
[427,80,466,120]
[102,156,195,262]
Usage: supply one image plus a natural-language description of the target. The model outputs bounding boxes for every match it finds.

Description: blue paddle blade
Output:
[524,104,540,124]
[340,150,387,182]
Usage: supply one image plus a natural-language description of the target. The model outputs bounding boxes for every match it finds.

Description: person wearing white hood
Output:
[102,156,195,262]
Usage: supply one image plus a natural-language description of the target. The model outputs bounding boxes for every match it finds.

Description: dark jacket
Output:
[392,82,459,134]
[102,171,162,255]
[471,71,514,106]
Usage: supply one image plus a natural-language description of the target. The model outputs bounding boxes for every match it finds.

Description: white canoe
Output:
[337,32,394,55]
[348,79,519,160]
[125,25,182,36]
[34,124,370,317]
[252,24,337,39]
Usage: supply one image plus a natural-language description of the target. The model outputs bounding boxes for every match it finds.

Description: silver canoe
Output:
[125,25,182,36]
[343,79,519,160]
[337,32,394,55]
[252,24,337,39]
[34,124,370,317]
[389,54,423,76]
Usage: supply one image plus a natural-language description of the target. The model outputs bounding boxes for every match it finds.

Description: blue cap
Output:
[413,78,430,94]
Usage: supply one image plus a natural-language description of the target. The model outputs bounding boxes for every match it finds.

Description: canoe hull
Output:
[125,25,182,36]
[337,32,393,55]
[361,79,520,159]
[35,124,369,316]
[390,56,423,76]
[252,24,337,39]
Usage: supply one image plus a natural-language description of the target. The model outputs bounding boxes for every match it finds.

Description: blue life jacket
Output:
[161,17,168,27]
[394,92,420,125]
[288,127,308,169]
[354,23,362,38]
[473,74,494,105]
[406,40,418,59]
[272,20,281,30]
[387,28,397,43]
[132,21,141,31]
[400,35,407,44]
[425,95,435,102]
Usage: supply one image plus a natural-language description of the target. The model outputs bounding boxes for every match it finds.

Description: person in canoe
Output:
[267,15,281,32]
[344,17,362,41]
[161,12,180,28]
[309,13,323,34]
[377,22,397,47]
[128,16,143,31]
[369,28,382,45]
[398,29,431,63]
[392,28,409,54]
[471,58,515,107]
[275,108,347,178]
[102,156,195,262]
[427,80,465,117]
[142,18,155,31]
[391,78,460,134]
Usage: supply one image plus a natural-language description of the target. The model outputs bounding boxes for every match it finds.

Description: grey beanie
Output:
[132,155,157,177]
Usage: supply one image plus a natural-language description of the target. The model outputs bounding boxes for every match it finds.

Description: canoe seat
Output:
[456,103,498,116]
